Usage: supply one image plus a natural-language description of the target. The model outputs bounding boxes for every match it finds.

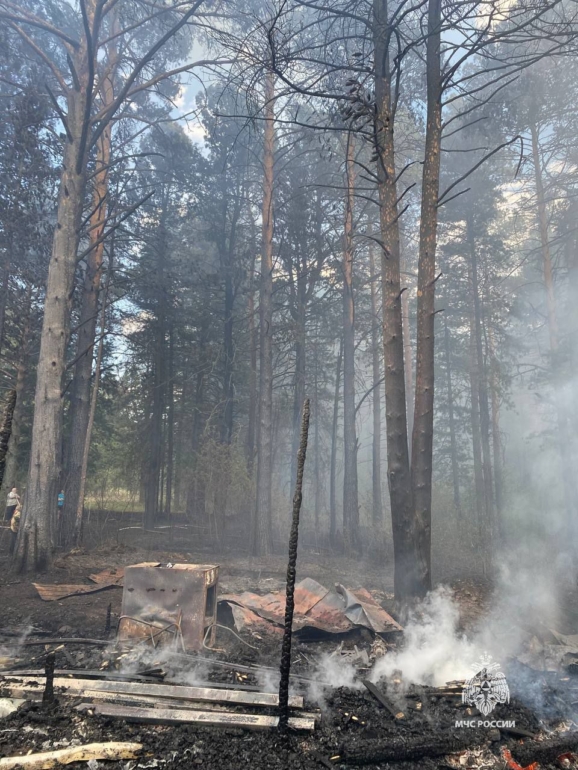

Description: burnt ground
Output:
[0,539,577,769]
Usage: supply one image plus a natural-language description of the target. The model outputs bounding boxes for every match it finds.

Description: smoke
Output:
[370,587,478,686]
[307,651,363,707]
[116,643,212,686]
[0,623,35,668]
[370,556,563,692]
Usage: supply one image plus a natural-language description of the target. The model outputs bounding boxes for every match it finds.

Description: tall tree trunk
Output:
[342,133,359,552]
[467,216,495,542]
[0,390,16,489]
[313,323,321,539]
[530,122,578,535]
[62,117,113,547]
[2,285,33,497]
[0,245,12,359]
[246,239,258,475]
[291,277,307,490]
[143,212,168,530]
[221,253,235,445]
[410,0,442,596]
[62,14,118,546]
[165,323,175,518]
[186,335,207,522]
[16,69,90,572]
[254,71,275,556]
[469,312,486,552]
[329,339,343,548]
[73,249,112,545]
[373,0,414,600]
[487,326,503,530]
[402,258,414,448]
[443,318,462,519]
[369,234,383,524]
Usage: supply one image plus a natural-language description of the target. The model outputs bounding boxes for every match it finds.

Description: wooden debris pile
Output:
[0,669,316,732]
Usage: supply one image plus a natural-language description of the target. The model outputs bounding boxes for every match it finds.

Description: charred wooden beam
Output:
[342,730,488,765]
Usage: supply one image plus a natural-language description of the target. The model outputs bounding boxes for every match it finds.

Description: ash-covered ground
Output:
[1,544,578,769]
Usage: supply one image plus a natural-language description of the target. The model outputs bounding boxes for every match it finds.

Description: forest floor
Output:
[0,539,577,769]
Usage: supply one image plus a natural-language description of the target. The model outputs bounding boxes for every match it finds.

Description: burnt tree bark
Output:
[530,122,578,536]
[254,71,275,556]
[16,42,91,570]
[410,0,442,596]
[62,11,118,547]
[369,233,383,524]
[467,216,495,544]
[443,318,462,519]
[329,338,343,548]
[372,0,414,599]
[143,205,168,530]
[342,133,360,551]
[73,243,112,545]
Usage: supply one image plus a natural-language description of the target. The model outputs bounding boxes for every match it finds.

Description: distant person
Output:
[58,490,64,509]
[9,502,21,555]
[4,487,19,522]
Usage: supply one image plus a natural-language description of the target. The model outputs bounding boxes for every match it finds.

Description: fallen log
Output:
[0,742,142,769]
[511,734,578,767]
[342,730,488,765]
[80,702,315,731]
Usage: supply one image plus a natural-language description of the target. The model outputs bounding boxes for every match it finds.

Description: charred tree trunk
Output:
[530,122,578,536]
[369,235,383,524]
[469,313,486,551]
[16,60,91,572]
[0,247,12,359]
[246,212,258,475]
[73,249,112,545]
[62,117,112,547]
[0,389,16,488]
[186,335,207,523]
[313,325,321,538]
[410,0,442,597]
[254,71,275,556]
[291,275,307,490]
[373,0,414,600]
[467,216,495,543]
[443,318,462,519]
[143,212,168,530]
[165,324,175,518]
[2,285,33,497]
[401,258,414,448]
[330,339,343,549]
[342,134,360,552]
[221,249,235,445]
[487,326,503,530]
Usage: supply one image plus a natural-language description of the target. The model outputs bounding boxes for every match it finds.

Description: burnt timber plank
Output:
[80,702,315,731]
[0,669,262,691]
[0,675,304,709]
[362,680,405,719]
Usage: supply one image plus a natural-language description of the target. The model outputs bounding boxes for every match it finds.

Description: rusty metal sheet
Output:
[228,605,282,635]
[294,577,329,615]
[337,585,402,633]
[33,582,120,602]
[220,591,285,625]
[220,578,402,636]
[88,568,125,586]
[303,589,354,633]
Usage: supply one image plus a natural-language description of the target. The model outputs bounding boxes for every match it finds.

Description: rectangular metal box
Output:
[118,563,219,651]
